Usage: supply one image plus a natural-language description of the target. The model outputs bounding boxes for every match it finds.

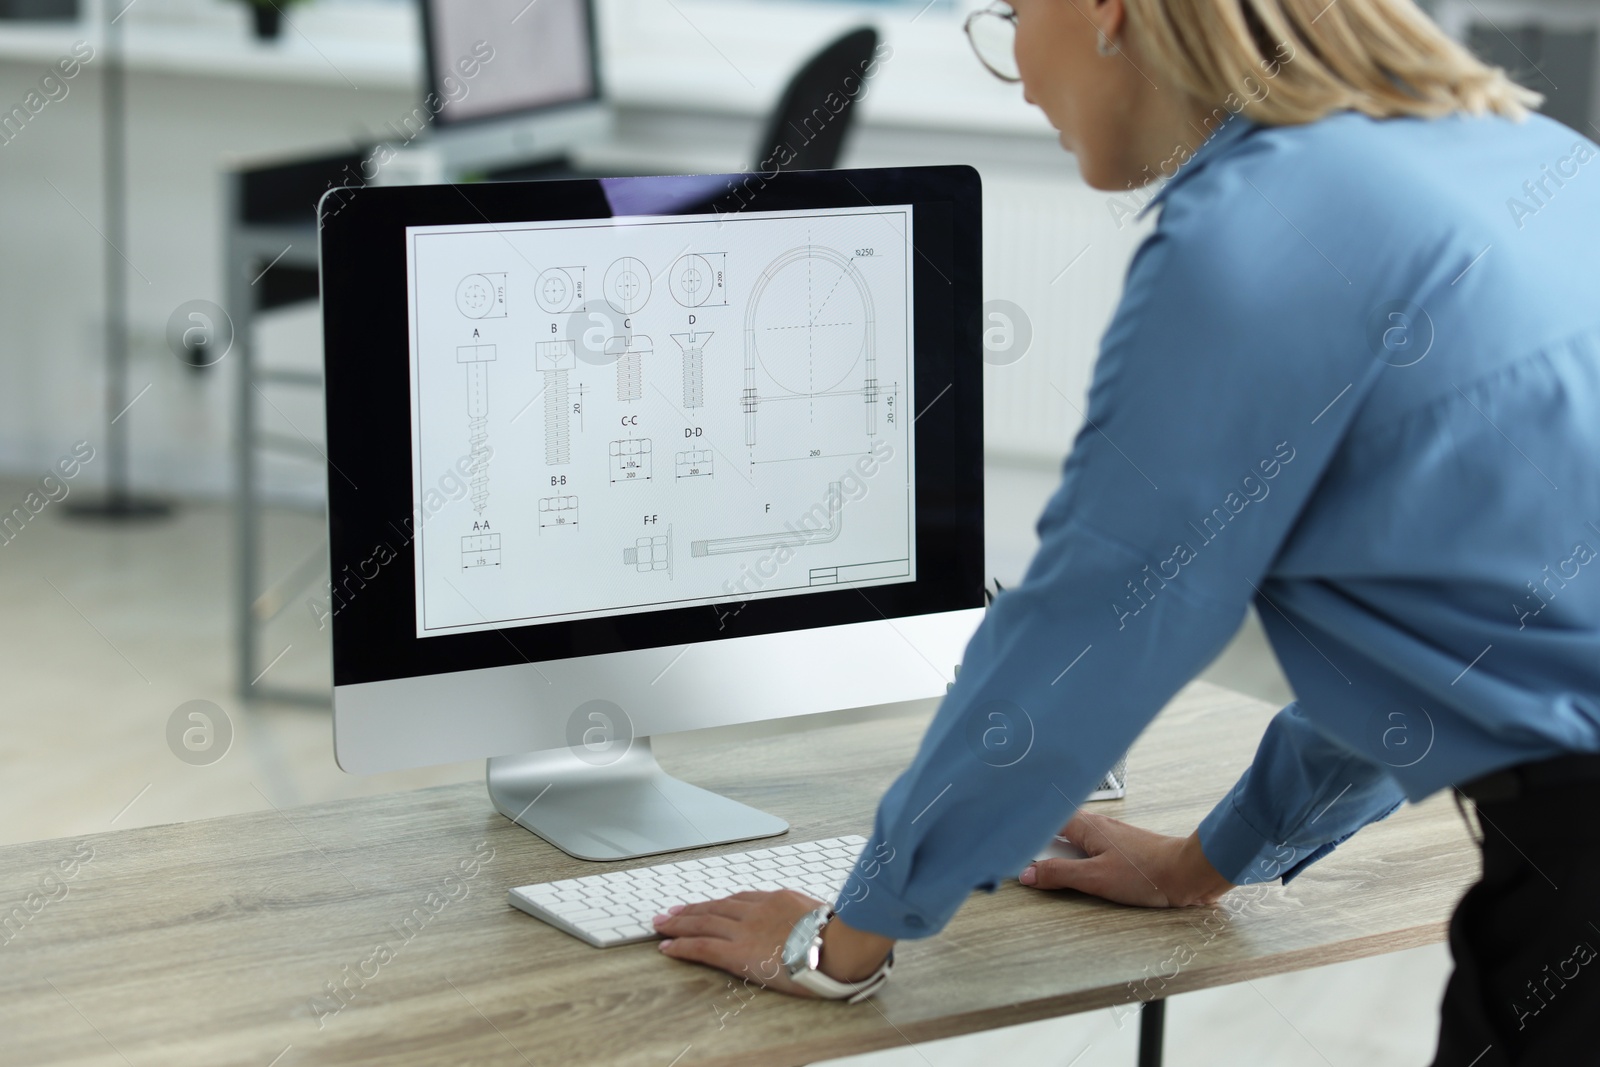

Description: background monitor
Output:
[420,0,610,172]
[318,167,985,860]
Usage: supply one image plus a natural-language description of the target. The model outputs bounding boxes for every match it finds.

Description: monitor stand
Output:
[487,738,789,861]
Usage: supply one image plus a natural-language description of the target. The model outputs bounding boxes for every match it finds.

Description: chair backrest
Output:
[752,26,879,173]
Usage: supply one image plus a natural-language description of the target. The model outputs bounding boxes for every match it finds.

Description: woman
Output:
[654,0,1600,1061]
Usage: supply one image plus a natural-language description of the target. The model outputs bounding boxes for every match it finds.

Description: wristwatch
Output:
[781,905,893,1003]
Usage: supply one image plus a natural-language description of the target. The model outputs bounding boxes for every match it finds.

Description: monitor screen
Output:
[406,206,917,637]
[423,0,598,126]
[318,169,981,689]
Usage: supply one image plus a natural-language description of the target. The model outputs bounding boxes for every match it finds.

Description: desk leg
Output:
[1136,999,1165,1067]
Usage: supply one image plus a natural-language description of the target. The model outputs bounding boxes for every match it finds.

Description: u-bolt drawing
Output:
[690,482,843,557]
[743,246,877,447]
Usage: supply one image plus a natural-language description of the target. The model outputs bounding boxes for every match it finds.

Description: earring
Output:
[1096,29,1118,56]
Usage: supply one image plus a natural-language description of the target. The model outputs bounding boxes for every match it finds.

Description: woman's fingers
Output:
[1061,810,1119,855]
[1022,851,1169,907]
[653,910,746,941]
[664,898,756,920]
[1027,815,1189,908]
[659,934,741,970]
[1023,854,1105,893]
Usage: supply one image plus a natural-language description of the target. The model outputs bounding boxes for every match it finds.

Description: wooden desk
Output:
[1,682,1477,1067]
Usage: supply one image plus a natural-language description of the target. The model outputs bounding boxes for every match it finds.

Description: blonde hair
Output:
[1123,0,1543,124]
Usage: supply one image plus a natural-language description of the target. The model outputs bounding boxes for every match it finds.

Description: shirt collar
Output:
[1137,112,1260,219]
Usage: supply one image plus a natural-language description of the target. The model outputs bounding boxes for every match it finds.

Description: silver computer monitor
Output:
[420,0,610,173]
[317,167,985,861]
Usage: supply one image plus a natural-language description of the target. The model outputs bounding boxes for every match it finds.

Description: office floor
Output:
[0,461,1453,1067]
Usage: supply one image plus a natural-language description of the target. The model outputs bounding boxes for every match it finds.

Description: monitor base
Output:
[487,738,789,861]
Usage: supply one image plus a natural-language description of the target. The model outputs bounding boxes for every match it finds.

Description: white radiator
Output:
[980,173,1154,463]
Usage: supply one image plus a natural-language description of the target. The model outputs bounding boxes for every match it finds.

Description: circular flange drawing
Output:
[536,268,575,313]
[669,254,715,307]
[603,257,651,315]
[749,249,869,395]
[456,274,497,318]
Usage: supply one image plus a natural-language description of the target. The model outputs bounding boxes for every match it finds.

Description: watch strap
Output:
[790,949,893,1003]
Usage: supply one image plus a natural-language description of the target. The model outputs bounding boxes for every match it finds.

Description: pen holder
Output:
[1086,755,1127,801]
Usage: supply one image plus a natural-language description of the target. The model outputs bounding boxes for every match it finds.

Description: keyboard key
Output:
[561,908,613,923]
[542,900,597,916]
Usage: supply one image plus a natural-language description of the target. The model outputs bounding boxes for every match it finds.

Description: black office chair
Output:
[752,26,880,173]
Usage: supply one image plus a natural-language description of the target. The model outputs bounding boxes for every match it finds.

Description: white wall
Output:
[0,0,1149,499]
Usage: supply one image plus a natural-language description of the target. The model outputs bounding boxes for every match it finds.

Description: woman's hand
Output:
[1019,812,1235,908]
[654,890,895,997]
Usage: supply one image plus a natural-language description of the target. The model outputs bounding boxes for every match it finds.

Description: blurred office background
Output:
[0,0,1593,1062]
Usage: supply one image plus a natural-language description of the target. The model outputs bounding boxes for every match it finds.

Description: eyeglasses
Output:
[964,1,1020,83]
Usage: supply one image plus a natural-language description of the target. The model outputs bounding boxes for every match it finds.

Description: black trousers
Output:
[1430,754,1600,1066]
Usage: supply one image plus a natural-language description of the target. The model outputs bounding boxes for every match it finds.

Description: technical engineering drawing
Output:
[538,495,578,529]
[622,525,672,576]
[461,532,501,569]
[741,246,877,447]
[606,334,653,401]
[671,331,712,409]
[610,438,653,483]
[603,257,651,314]
[690,482,842,557]
[457,344,496,512]
[536,340,576,465]
[675,449,713,479]
[668,253,728,307]
[456,273,507,319]
[535,266,585,314]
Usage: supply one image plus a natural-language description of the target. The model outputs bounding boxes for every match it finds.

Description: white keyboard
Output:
[508,835,867,947]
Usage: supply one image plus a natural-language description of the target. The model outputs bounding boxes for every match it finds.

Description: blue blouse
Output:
[837,110,1600,940]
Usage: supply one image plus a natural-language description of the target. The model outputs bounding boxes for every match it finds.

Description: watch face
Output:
[782,907,828,969]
